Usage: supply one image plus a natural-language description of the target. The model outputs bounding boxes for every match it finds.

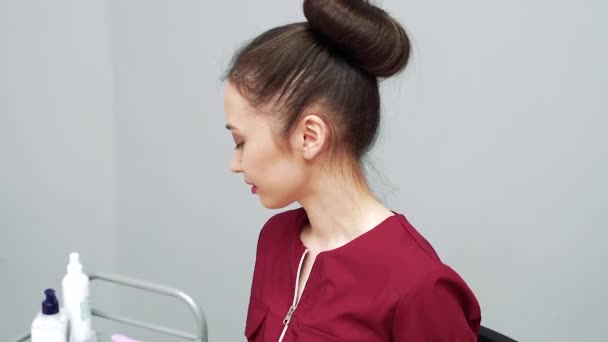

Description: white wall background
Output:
[1,0,606,341]
[0,0,119,340]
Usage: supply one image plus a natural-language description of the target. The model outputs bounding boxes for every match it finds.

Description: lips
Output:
[246,180,257,194]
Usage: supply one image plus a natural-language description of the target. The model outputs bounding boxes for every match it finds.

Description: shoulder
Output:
[399,264,477,303]
[372,213,445,283]
[257,207,306,245]
[391,265,481,339]
[379,213,480,317]
[385,214,481,338]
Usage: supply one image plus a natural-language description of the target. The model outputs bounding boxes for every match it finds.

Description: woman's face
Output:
[224,82,308,209]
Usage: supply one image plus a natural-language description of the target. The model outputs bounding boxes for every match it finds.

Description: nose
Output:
[230,152,242,173]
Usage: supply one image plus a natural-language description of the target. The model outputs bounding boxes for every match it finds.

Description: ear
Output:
[291,114,329,161]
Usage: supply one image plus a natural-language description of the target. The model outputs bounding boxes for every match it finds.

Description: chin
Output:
[259,195,295,210]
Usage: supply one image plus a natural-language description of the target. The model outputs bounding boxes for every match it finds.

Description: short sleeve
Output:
[392,267,481,341]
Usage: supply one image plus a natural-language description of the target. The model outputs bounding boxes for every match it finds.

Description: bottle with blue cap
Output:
[31,288,68,342]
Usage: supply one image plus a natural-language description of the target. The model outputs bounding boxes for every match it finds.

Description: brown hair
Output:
[225,0,410,166]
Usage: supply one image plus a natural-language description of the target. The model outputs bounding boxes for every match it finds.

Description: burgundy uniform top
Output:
[245,208,481,341]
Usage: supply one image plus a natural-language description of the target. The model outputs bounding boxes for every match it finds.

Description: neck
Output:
[297,168,394,251]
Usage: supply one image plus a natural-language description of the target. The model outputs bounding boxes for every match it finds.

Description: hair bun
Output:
[303,0,411,78]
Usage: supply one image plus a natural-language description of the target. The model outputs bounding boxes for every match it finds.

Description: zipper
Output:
[278,249,309,342]
[282,305,296,325]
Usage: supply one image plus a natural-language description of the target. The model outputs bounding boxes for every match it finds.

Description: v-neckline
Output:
[294,208,398,258]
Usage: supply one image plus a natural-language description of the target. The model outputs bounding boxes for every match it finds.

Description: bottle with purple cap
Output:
[31,288,68,342]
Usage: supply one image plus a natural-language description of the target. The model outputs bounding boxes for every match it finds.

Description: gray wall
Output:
[2,0,607,341]
[0,0,118,341]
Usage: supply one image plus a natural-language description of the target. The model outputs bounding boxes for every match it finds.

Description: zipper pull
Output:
[283,305,296,326]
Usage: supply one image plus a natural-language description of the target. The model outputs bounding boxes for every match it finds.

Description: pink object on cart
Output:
[111,334,143,342]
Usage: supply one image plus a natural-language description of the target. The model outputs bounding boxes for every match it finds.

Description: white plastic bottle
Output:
[31,288,68,342]
[62,252,93,342]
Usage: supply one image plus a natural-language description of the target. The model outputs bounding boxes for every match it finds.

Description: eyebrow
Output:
[225,124,237,131]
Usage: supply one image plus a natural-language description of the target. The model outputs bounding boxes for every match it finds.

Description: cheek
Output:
[240,133,307,205]
[240,139,280,180]
[259,158,308,208]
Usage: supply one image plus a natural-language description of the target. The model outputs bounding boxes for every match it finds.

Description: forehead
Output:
[224,82,279,133]
[224,82,253,122]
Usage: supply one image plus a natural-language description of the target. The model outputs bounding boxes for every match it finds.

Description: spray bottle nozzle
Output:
[67,252,83,273]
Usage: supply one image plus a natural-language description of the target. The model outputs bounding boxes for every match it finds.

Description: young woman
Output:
[224,0,481,340]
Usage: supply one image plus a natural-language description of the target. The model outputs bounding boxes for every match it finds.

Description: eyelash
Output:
[234,142,244,150]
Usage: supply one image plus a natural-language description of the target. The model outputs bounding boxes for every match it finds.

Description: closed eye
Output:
[234,142,244,150]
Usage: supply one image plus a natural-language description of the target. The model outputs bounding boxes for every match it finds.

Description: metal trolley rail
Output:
[11,272,208,342]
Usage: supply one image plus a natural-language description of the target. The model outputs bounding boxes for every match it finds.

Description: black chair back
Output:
[479,326,517,342]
